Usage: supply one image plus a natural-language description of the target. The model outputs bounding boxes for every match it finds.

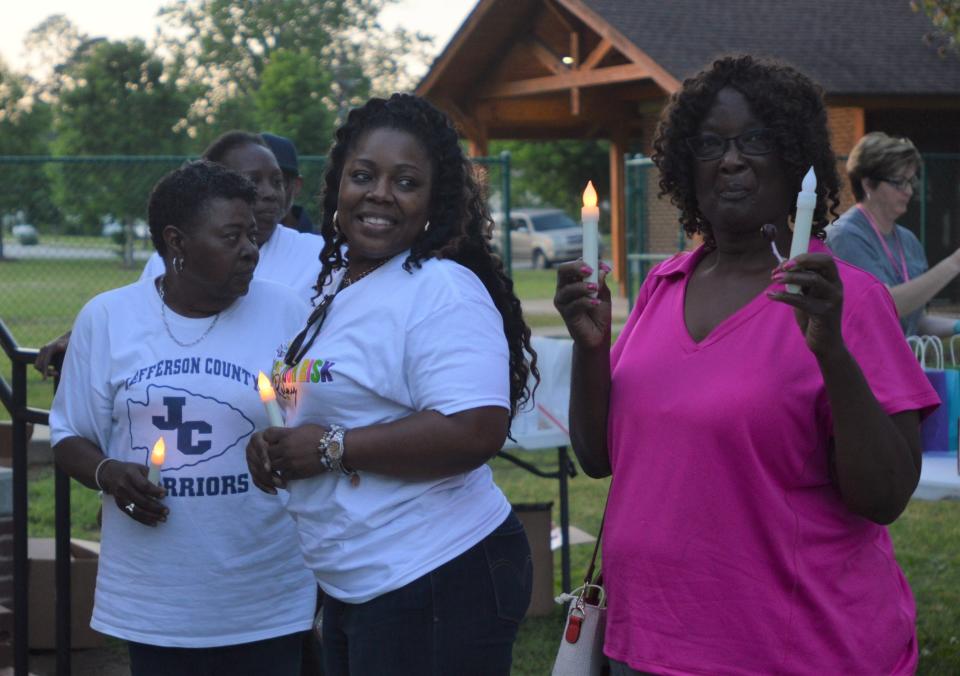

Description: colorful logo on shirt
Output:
[127,384,255,471]
[268,352,336,407]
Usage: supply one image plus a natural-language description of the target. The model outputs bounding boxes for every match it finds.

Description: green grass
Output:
[510,268,560,299]
[0,257,142,416]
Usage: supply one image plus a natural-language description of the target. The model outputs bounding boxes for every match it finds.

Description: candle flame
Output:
[151,437,165,466]
[582,181,598,209]
[257,371,277,403]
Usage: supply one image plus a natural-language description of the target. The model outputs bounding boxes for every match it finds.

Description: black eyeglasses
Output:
[284,292,335,368]
[685,128,777,161]
[881,175,920,193]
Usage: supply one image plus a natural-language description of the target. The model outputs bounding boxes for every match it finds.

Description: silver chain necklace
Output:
[157,276,220,348]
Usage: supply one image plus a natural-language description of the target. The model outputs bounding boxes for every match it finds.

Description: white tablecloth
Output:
[915,454,960,500]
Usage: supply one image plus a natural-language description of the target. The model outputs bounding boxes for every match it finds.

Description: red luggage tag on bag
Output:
[565,607,584,643]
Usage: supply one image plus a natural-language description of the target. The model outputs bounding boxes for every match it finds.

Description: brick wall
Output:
[827,106,865,212]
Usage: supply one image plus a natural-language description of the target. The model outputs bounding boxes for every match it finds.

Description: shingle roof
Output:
[583,0,960,95]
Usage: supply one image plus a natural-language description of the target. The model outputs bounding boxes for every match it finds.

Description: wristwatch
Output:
[317,424,350,474]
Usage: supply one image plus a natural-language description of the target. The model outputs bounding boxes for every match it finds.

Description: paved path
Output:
[2,243,152,261]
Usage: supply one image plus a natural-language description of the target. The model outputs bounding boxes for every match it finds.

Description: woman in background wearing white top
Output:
[246,94,539,676]
[140,131,326,304]
[50,161,315,675]
[35,131,325,376]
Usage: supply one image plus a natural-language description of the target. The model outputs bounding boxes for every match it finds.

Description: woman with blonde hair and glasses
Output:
[827,131,960,336]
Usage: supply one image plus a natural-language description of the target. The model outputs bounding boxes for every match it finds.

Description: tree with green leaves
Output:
[254,49,336,156]
[491,140,610,220]
[158,0,432,145]
[0,61,55,256]
[49,38,196,262]
[912,0,960,55]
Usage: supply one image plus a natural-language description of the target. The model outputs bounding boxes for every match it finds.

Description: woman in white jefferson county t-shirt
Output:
[51,162,315,675]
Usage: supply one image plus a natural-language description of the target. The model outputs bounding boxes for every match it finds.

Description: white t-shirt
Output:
[50,278,316,647]
[274,255,512,604]
[141,225,325,304]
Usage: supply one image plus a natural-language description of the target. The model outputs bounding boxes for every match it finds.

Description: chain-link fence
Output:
[0,154,512,415]
[624,153,960,307]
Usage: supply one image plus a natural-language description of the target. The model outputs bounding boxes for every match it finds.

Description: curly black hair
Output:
[148,160,256,256]
[308,93,538,418]
[652,55,840,247]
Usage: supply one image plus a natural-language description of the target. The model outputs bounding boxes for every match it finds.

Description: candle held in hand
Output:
[147,437,165,485]
[581,181,600,290]
[257,371,284,428]
[787,166,817,294]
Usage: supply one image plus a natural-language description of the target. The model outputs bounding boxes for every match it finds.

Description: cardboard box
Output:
[27,538,105,649]
[513,502,554,617]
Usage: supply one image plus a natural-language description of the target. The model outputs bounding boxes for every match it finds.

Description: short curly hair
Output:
[147,160,256,256]
[846,132,922,202]
[307,93,538,417]
[652,55,840,247]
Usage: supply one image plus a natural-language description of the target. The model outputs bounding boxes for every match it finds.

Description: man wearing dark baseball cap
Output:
[262,132,315,234]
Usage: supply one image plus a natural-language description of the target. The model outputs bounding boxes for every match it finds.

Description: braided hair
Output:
[312,93,538,418]
[652,55,841,247]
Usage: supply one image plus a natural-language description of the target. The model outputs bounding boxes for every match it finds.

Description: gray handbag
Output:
[552,517,606,676]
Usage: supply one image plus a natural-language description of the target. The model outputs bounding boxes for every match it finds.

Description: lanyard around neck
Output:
[858,205,909,283]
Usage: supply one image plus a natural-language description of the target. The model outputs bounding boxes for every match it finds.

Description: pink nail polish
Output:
[580,265,593,275]
[586,283,598,291]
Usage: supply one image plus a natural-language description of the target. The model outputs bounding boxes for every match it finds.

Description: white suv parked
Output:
[490,208,583,268]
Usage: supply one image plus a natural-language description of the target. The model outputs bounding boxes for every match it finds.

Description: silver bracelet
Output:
[94,457,117,493]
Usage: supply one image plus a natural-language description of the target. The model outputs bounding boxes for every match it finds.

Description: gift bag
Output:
[910,335,959,454]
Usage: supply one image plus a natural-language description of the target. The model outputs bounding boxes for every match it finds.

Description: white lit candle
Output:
[581,181,600,290]
[257,371,284,427]
[787,166,817,294]
[147,437,165,485]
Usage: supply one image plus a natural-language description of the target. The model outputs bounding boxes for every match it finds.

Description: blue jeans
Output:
[128,632,303,676]
[321,511,533,676]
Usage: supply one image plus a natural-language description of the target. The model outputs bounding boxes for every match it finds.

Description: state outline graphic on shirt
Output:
[126,384,255,471]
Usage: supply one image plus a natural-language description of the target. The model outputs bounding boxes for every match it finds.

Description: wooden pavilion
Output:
[417,0,960,286]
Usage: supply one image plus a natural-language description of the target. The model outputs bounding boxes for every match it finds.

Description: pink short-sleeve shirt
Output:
[604,240,938,675]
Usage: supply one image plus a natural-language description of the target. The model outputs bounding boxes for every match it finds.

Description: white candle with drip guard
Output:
[257,371,284,427]
[787,166,817,294]
[147,437,165,485]
[581,181,600,291]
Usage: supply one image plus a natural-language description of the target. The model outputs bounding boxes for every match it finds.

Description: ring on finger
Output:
[124,502,135,514]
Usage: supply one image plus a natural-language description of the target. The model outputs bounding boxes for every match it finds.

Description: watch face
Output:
[328,439,342,459]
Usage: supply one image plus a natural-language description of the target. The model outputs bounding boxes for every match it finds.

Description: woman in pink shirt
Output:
[555,55,938,675]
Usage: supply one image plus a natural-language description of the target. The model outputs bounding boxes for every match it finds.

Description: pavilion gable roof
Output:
[582,0,960,96]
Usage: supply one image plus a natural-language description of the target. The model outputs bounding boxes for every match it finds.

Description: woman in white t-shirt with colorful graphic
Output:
[246,94,539,676]
[50,161,316,675]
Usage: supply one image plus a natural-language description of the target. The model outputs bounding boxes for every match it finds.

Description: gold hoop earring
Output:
[423,220,430,232]
[173,256,184,274]
[332,210,340,232]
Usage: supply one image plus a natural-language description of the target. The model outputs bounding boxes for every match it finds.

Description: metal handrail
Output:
[0,317,70,676]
